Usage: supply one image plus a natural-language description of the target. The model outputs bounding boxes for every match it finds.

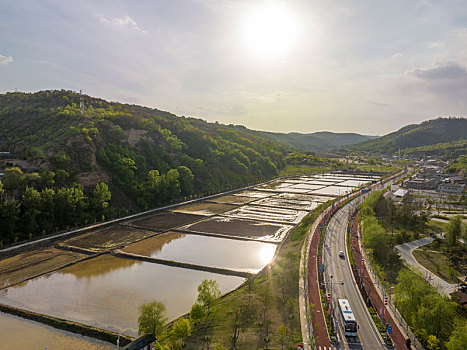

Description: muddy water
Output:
[0,311,113,349]
[123,232,277,273]
[0,255,244,337]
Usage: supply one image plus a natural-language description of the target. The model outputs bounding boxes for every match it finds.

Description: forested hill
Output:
[1,90,320,244]
[0,90,291,200]
[229,126,376,151]
[347,117,467,154]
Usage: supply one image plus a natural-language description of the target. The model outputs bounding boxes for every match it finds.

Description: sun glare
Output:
[259,245,276,265]
[242,2,300,59]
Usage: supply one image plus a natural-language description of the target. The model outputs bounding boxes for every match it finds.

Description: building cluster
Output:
[402,161,465,195]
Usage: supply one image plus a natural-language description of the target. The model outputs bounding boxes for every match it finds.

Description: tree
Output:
[277,323,287,350]
[55,185,87,226]
[153,344,170,350]
[189,303,205,324]
[92,182,111,219]
[427,335,440,350]
[0,199,20,242]
[394,269,436,322]
[446,215,462,247]
[21,187,41,235]
[38,188,55,233]
[2,167,24,193]
[172,317,191,347]
[177,166,194,195]
[361,216,389,264]
[138,301,167,338]
[447,321,467,350]
[197,279,221,310]
[163,169,181,200]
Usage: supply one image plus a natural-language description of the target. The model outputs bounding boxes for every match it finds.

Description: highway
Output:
[322,198,386,350]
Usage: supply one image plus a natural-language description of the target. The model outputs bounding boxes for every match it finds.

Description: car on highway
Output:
[339,250,345,258]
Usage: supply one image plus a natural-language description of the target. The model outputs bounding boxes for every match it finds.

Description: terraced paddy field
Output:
[205,194,257,205]
[122,232,277,273]
[171,201,238,216]
[128,211,205,230]
[0,248,87,289]
[62,225,157,252]
[0,172,381,346]
[181,216,293,242]
[274,192,335,203]
[251,196,320,211]
[0,312,114,349]
[0,254,245,337]
[233,190,271,198]
[310,184,355,196]
[221,205,308,224]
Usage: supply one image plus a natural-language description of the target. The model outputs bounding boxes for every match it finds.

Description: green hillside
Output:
[0,90,304,244]
[229,126,376,151]
[402,139,467,159]
[348,117,467,154]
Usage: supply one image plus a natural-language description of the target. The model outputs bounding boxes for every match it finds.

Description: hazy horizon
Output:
[1,0,466,135]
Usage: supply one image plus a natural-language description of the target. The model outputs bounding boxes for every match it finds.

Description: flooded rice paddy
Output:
[182,216,293,241]
[63,225,157,252]
[0,254,244,336]
[0,173,380,342]
[0,311,113,349]
[172,201,238,216]
[123,232,277,273]
[128,211,204,230]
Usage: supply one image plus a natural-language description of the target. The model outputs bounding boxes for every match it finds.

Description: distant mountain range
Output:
[229,126,378,151]
[346,117,467,155]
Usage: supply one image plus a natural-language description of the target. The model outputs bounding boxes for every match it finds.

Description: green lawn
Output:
[412,247,461,284]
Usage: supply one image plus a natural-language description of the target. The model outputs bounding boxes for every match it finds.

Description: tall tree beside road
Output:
[361,215,389,265]
[446,215,463,247]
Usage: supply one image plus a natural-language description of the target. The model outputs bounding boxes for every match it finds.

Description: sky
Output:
[1,0,466,135]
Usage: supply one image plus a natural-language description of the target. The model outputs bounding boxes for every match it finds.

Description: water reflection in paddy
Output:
[123,232,277,273]
[0,255,244,337]
[0,312,113,349]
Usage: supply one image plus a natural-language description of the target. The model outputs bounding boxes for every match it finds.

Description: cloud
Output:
[392,53,403,60]
[217,105,250,115]
[97,14,147,33]
[0,54,13,65]
[194,105,250,116]
[407,62,467,80]
[367,100,389,107]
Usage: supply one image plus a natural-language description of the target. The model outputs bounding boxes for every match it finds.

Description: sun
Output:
[242,2,300,59]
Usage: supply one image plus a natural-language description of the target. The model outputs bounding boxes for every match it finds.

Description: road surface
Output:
[395,236,457,295]
[323,201,385,350]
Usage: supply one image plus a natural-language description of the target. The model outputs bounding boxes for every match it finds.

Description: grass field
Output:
[412,247,461,284]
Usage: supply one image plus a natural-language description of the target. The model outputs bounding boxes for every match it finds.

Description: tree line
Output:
[359,191,467,349]
[0,167,111,246]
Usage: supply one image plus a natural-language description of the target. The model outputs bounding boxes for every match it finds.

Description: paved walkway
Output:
[395,237,457,295]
